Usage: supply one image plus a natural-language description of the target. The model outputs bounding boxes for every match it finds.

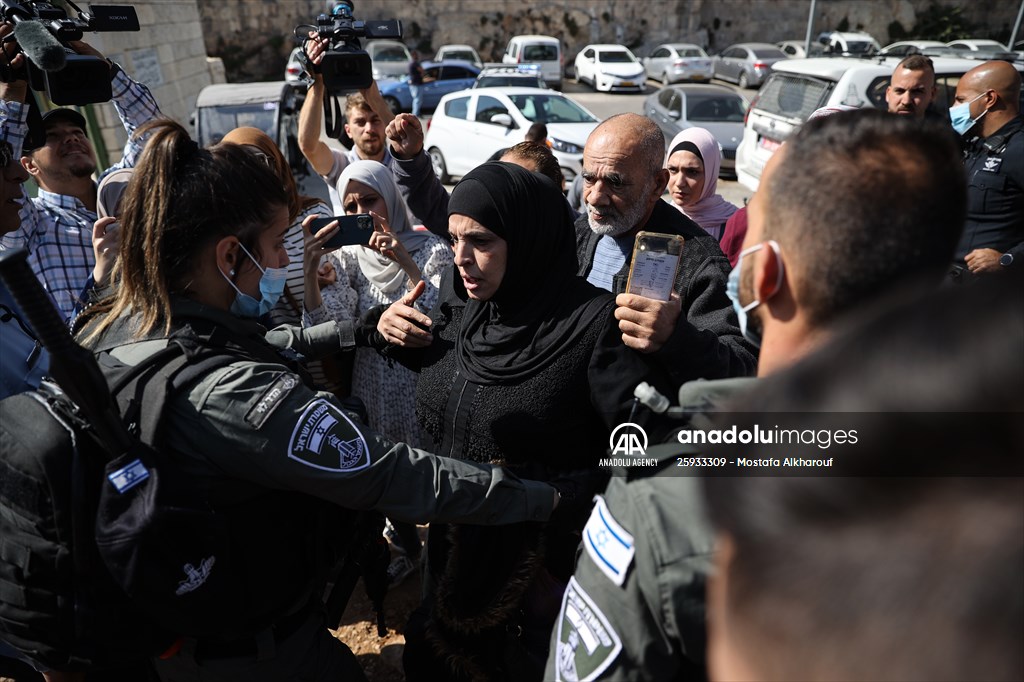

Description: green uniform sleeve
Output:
[264,320,354,360]
[545,474,714,681]
[172,361,553,525]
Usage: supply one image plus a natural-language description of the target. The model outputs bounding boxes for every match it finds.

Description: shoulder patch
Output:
[287,399,370,473]
[553,576,623,682]
[245,372,299,429]
[583,495,635,587]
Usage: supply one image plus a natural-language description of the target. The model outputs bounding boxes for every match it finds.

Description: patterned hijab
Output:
[337,160,432,294]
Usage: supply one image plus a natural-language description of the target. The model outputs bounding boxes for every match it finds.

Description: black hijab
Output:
[448,162,613,384]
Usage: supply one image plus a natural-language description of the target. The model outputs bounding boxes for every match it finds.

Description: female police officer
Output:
[77,120,556,681]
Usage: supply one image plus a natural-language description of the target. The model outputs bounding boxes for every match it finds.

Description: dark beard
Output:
[69,160,98,178]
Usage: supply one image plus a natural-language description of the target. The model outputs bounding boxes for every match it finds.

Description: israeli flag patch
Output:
[108,459,150,494]
[583,495,635,586]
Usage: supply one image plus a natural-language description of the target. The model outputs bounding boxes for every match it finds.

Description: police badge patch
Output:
[287,399,371,472]
[553,577,623,681]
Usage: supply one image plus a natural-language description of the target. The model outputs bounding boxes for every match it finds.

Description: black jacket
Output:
[574,200,758,387]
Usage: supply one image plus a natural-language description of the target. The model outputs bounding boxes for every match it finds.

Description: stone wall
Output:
[61,0,222,165]
[197,0,1020,82]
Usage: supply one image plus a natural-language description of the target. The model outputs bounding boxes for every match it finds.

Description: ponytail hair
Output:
[88,118,288,341]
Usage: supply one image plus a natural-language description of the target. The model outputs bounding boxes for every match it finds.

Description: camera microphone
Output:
[13,20,68,72]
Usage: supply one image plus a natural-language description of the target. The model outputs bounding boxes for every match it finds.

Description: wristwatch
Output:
[999,252,1014,267]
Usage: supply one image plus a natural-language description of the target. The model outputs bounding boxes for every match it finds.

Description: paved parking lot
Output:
[308,77,759,210]
[562,77,757,208]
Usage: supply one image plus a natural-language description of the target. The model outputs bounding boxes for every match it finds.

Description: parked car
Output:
[643,43,714,84]
[502,35,563,89]
[377,60,480,114]
[946,39,1009,51]
[366,40,412,80]
[424,87,599,182]
[734,56,1024,190]
[776,40,824,58]
[473,65,547,89]
[642,84,747,176]
[877,40,946,56]
[284,46,304,82]
[713,43,787,89]
[574,44,645,92]
[433,44,483,69]
[820,31,881,56]
[193,81,306,175]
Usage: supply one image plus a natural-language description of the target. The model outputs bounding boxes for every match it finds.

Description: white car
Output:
[877,40,946,57]
[946,39,1009,52]
[574,44,646,92]
[434,44,483,69]
[734,56,1024,191]
[424,87,600,182]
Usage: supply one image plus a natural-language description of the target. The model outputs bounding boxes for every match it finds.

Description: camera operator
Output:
[0,21,162,323]
[298,31,396,215]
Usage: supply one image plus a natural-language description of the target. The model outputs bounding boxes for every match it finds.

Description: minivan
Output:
[502,35,563,89]
[734,56,1024,190]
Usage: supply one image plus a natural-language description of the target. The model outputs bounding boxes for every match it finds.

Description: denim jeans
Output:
[410,84,422,117]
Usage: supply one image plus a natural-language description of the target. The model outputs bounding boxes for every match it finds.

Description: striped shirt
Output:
[586,233,633,292]
[0,67,162,322]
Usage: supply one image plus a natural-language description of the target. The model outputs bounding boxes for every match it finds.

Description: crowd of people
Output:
[0,21,1021,682]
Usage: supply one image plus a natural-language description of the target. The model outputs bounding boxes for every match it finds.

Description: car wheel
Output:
[662,70,671,86]
[428,147,449,184]
[738,71,749,89]
[384,96,402,115]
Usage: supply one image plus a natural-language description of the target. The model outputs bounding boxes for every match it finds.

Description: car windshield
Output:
[197,103,277,147]
[845,41,875,54]
[374,47,409,62]
[508,94,597,123]
[523,45,557,61]
[752,47,787,59]
[477,76,543,88]
[685,94,746,122]
[443,51,476,61]
[680,48,706,57]
[599,50,635,63]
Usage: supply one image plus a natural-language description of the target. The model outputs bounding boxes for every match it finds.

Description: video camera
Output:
[295,0,401,95]
[1,0,139,105]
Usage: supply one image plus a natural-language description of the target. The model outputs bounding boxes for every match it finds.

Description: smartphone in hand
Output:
[625,232,685,302]
[310,214,374,249]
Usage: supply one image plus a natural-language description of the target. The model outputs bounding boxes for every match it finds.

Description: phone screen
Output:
[625,232,684,302]
[310,214,374,249]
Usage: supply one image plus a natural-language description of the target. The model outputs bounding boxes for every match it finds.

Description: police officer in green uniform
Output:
[546,110,968,680]
[77,120,557,682]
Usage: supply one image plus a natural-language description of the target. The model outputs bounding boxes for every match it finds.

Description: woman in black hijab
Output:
[370,162,661,681]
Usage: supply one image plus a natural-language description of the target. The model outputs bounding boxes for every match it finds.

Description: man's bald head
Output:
[954,61,1021,138]
[961,60,1021,113]
[588,113,665,176]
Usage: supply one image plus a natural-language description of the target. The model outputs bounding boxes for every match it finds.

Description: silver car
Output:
[643,84,747,176]
[713,43,788,89]
[643,43,713,85]
[366,40,412,81]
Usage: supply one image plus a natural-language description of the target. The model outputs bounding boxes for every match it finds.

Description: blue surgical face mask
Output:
[726,240,783,348]
[949,91,988,137]
[220,242,288,319]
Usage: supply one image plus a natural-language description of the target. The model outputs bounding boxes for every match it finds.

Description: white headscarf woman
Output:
[337,160,434,294]
[665,128,738,240]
